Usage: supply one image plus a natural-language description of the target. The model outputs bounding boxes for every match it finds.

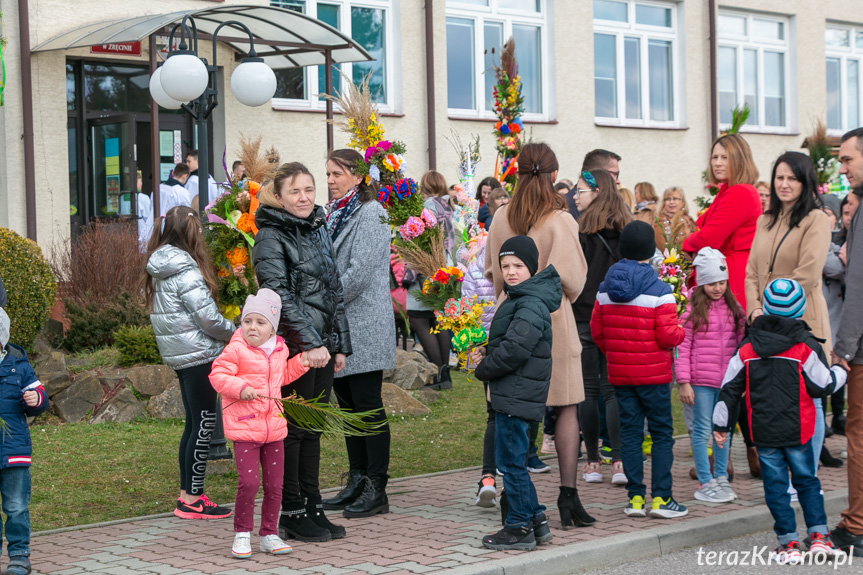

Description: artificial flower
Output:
[236,212,254,234]
[223,304,241,321]
[399,216,426,240]
[226,246,249,267]
[369,164,381,182]
[421,208,437,227]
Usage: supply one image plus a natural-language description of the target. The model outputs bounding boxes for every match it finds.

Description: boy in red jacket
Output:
[591,221,687,519]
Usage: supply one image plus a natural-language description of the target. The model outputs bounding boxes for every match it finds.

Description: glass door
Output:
[88,114,136,218]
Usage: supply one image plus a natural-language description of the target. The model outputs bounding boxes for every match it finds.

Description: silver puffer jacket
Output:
[146,245,235,370]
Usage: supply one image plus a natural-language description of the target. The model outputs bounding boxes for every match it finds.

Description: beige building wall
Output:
[3,0,863,250]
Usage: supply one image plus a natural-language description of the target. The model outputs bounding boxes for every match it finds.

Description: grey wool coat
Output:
[331,200,396,377]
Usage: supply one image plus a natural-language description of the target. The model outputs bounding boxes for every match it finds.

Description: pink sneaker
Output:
[541,434,556,455]
[581,461,603,483]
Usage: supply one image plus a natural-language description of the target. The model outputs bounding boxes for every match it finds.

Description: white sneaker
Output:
[260,534,292,555]
[475,477,497,508]
[611,461,627,485]
[581,461,603,483]
[715,476,737,500]
[232,532,252,559]
[694,478,734,503]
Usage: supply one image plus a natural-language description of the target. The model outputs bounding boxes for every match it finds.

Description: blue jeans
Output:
[757,440,828,545]
[615,384,675,499]
[812,397,824,469]
[0,467,31,558]
[692,385,731,485]
[495,412,545,528]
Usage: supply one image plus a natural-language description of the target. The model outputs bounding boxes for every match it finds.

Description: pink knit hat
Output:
[241,288,281,333]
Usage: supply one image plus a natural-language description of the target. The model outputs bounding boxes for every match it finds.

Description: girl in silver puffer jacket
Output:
[145,206,235,520]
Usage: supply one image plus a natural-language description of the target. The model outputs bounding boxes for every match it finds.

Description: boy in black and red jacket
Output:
[714,279,846,564]
[591,221,686,519]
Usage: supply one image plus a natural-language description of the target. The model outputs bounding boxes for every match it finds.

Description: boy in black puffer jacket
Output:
[470,236,561,551]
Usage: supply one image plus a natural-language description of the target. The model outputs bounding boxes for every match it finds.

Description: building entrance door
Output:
[88,114,137,218]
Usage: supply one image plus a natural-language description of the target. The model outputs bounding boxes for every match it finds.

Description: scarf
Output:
[325,186,362,241]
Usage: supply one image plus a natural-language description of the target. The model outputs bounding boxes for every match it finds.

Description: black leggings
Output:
[176,362,218,497]
[409,316,451,368]
[282,358,335,507]
[576,322,621,461]
[333,370,391,478]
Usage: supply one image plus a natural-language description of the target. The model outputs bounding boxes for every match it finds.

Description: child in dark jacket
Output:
[591,220,687,519]
[0,308,49,575]
[470,236,562,551]
[714,279,846,564]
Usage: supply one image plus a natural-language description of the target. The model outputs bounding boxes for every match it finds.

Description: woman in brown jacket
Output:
[485,142,595,528]
[653,186,697,252]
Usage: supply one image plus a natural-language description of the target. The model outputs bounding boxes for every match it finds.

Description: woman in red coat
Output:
[682,134,762,311]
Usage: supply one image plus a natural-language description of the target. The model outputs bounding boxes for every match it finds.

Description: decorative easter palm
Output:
[492,38,524,192]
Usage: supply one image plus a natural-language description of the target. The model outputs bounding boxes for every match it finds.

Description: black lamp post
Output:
[149,16,276,459]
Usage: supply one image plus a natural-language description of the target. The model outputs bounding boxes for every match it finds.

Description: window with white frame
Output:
[717,11,791,131]
[269,0,396,111]
[445,0,549,119]
[592,0,680,127]
[825,24,863,133]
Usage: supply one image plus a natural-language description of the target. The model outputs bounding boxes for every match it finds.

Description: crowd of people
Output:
[4,127,863,570]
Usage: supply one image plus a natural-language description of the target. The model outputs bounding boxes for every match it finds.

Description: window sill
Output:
[448,115,558,125]
[722,126,800,137]
[270,105,404,118]
[594,121,688,131]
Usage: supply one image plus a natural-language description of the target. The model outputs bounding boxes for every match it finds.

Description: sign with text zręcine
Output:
[91,43,142,56]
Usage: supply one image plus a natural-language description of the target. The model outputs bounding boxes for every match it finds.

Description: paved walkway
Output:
[31,434,850,575]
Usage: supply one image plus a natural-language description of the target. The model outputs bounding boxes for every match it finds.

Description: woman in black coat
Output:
[253,162,352,543]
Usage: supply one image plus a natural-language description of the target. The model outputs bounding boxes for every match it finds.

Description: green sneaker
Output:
[599,446,613,464]
[624,495,647,517]
[649,496,688,519]
[642,435,653,456]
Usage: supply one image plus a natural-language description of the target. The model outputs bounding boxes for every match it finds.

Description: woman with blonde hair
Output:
[683,133,761,309]
[485,142,595,528]
[654,186,696,251]
[618,187,635,213]
[633,181,659,224]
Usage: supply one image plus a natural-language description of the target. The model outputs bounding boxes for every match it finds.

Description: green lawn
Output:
[30,372,688,532]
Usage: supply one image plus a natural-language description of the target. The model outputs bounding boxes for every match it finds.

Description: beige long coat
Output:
[484,204,587,405]
[745,209,832,353]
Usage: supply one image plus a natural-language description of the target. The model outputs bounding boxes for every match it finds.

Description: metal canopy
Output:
[31,4,374,69]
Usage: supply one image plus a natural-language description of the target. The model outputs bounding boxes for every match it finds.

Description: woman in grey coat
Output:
[321,149,396,518]
[145,206,235,519]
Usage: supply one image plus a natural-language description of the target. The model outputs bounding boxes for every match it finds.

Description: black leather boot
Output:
[278,503,331,542]
[306,496,346,539]
[344,475,390,518]
[322,469,366,510]
[428,365,452,390]
[557,486,596,529]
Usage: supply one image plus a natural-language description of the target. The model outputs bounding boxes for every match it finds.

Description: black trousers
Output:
[175,362,217,497]
[281,358,334,508]
[333,370,391,478]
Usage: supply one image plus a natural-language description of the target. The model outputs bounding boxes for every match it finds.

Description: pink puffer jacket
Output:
[675,298,744,387]
[210,330,309,443]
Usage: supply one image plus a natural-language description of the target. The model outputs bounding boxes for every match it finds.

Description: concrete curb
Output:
[429,489,849,575]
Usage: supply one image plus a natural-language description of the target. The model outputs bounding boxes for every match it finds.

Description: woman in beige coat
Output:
[745,152,831,349]
[485,142,594,528]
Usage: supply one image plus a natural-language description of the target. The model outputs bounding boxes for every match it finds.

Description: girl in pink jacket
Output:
[210,288,310,559]
[676,248,744,505]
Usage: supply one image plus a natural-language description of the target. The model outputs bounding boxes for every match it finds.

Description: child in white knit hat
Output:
[209,289,311,559]
[675,247,745,504]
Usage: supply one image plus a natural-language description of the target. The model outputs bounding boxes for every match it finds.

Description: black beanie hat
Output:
[499,235,539,277]
[620,220,656,261]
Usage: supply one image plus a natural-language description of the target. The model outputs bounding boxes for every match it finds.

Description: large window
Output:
[269,0,396,111]
[717,10,791,132]
[592,0,681,127]
[826,24,863,134]
[445,0,549,119]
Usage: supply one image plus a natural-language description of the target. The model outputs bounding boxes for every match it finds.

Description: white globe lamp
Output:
[148,67,183,110]
[231,58,277,107]
[160,52,209,102]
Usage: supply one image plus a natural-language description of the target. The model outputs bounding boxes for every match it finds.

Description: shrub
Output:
[114,325,161,367]
[61,292,149,353]
[50,219,147,307]
[0,228,58,350]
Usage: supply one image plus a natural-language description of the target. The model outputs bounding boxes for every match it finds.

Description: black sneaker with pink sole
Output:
[174,495,232,519]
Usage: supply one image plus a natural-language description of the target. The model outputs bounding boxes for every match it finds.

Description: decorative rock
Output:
[40,372,72,397]
[386,350,437,390]
[146,384,186,419]
[126,365,177,398]
[53,372,105,422]
[381,382,431,416]
[98,369,128,390]
[90,388,147,424]
[413,386,440,406]
[34,351,66,375]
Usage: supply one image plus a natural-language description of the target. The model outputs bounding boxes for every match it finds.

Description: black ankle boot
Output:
[306,496,346,539]
[436,365,452,389]
[279,503,331,542]
[820,445,844,468]
[322,469,366,510]
[344,475,390,518]
[557,486,596,529]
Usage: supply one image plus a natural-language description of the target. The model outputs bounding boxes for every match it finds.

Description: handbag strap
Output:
[596,233,619,261]
[768,227,794,276]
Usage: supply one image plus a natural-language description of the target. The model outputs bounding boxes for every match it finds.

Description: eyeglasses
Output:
[574,188,595,197]
[608,170,620,180]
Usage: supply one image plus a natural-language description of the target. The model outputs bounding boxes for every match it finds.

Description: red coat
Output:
[682,183,762,310]
[590,260,685,385]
